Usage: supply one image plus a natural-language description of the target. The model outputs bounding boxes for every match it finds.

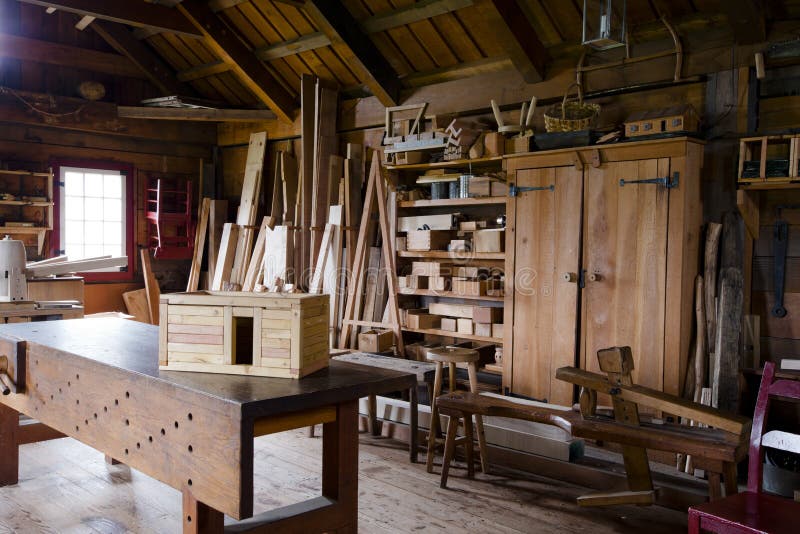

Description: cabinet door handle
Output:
[563,272,578,283]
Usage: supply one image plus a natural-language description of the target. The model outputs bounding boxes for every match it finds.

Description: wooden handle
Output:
[526,96,537,128]
[0,373,13,395]
[588,272,602,282]
[563,272,577,283]
[491,99,504,129]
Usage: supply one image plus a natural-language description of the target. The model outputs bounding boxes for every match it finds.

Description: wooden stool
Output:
[425,347,488,475]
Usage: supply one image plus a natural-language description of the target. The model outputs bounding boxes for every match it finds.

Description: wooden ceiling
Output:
[2,0,799,121]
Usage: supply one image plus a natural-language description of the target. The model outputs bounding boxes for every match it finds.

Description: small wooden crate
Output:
[738,135,797,183]
[406,230,456,251]
[159,291,329,379]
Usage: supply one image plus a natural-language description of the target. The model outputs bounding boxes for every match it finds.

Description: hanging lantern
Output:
[582,0,627,50]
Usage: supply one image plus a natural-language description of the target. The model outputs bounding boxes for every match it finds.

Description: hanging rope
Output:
[0,86,87,119]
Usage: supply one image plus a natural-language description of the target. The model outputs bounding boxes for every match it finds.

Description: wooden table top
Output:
[0,318,416,419]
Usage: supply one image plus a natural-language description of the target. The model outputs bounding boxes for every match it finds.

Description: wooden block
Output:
[491,181,508,197]
[405,310,441,330]
[395,236,407,251]
[505,135,532,154]
[358,329,394,353]
[123,289,150,323]
[429,302,475,318]
[457,318,473,334]
[429,276,448,291]
[410,261,450,277]
[454,266,488,278]
[475,322,492,337]
[492,323,504,339]
[467,176,493,197]
[406,230,456,251]
[459,221,488,231]
[483,132,505,157]
[474,228,505,253]
[395,151,427,165]
[473,306,503,324]
[398,214,455,232]
[452,278,490,296]
[440,317,458,332]
[449,239,469,252]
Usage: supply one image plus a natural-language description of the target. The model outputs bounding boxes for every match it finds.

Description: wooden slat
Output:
[207,200,228,283]
[211,223,240,290]
[305,1,400,107]
[187,198,211,292]
[17,0,202,36]
[230,132,268,287]
[242,217,270,292]
[117,107,276,122]
[140,249,161,326]
[310,82,338,274]
[262,225,292,291]
[176,0,297,122]
[361,0,475,33]
[255,32,332,61]
[122,289,150,323]
[299,75,315,288]
[176,60,232,82]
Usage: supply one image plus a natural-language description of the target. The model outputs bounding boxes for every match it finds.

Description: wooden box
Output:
[406,230,456,251]
[474,229,505,253]
[440,317,458,332]
[395,151,427,165]
[473,306,503,324]
[358,329,394,353]
[459,220,488,231]
[429,276,449,291]
[457,318,474,335]
[504,135,532,154]
[475,323,492,337]
[467,176,493,197]
[492,323,504,339]
[159,291,329,379]
[483,132,505,157]
[405,309,441,329]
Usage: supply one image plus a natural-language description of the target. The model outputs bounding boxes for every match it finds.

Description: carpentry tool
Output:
[772,206,800,317]
[0,236,28,302]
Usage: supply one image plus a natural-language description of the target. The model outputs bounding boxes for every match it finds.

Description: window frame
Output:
[51,159,135,282]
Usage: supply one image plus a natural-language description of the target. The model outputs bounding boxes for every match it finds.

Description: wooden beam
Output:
[176,61,233,82]
[724,0,766,45]
[74,15,95,30]
[176,0,297,123]
[305,1,400,107]
[16,0,202,38]
[0,32,143,78]
[117,106,277,122]
[255,32,332,61]
[402,56,513,88]
[361,0,474,33]
[91,20,191,96]
[477,0,547,83]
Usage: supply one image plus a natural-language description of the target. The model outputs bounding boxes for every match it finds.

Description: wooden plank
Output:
[17,0,202,37]
[299,74,315,289]
[242,217,271,292]
[122,289,150,323]
[117,107,276,122]
[305,1,400,107]
[26,256,127,277]
[712,268,744,412]
[187,198,211,292]
[176,60,232,82]
[309,224,334,294]
[310,82,338,274]
[281,152,298,227]
[361,247,381,331]
[0,31,143,79]
[477,0,547,83]
[255,32,332,61]
[140,249,160,326]
[704,222,723,354]
[270,154,283,224]
[262,225,291,291]
[237,132,268,228]
[207,200,228,284]
[361,0,474,33]
[176,0,297,122]
[211,223,240,291]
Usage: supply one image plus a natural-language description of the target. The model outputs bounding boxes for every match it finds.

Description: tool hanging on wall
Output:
[772,205,800,317]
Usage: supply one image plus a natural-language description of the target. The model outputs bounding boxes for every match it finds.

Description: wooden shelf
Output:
[398,250,505,260]
[738,181,800,190]
[0,226,50,233]
[403,326,503,344]
[399,289,504,301]
[398,197,507,208]
[0,200,52,207]
[0,170,50,177]
[386,156,503,171]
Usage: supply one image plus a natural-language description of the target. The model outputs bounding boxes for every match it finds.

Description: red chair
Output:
[688,361,800,533]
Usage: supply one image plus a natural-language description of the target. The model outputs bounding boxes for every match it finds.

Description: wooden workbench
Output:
[0,319,416,533]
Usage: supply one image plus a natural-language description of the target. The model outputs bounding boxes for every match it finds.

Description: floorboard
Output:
[0,429,687,533]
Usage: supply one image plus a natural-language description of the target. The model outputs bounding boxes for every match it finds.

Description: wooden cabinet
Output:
[504,139,703,406]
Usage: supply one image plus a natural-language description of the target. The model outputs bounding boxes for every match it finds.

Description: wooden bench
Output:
[437,347,751,506]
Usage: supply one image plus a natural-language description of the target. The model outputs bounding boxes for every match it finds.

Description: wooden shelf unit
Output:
[0,167,54,258]
[386,156,503,171]
[398,197,507,208]
[399,289,504,302]
[402,326,502,344]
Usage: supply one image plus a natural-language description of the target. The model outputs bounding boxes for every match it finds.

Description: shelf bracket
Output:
[509,183,555,197]
[619,172,679,189]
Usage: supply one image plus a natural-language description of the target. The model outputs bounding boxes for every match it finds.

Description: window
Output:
[52,161,134,281]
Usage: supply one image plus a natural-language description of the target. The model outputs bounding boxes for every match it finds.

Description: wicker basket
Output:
[544,83,600,133]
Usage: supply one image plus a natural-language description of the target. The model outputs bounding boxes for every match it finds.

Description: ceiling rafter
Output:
[15,0,202,38]
[723,0,767,45]
[175,0,298,122]
[91,19,195,97]
[305,0,400,106]
[477,0,548,83]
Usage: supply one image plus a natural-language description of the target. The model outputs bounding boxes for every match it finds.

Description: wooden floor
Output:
[0,428,687,533]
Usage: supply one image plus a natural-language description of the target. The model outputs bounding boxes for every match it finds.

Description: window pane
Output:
[103,244,122,257]
[64,172,83,196]
[84,198,103,221]
[84,173,103,196]
[84,245,103,258]
[84,221,103,245]
[103,222,122,245]
[65,196,84,220]
[65,221,83,244]
[103,199,122,222]
[65,244,83,259]
[104,175,122,198]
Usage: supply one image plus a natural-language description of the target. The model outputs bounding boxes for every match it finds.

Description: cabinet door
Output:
[509,167,582,405]
[582,158,670,391]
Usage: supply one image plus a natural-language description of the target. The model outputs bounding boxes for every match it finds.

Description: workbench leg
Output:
[708,471,722,500]
[723,462,739,497]
[322,400,358,532]
[409,385,418,463]
[183,490,224,534]
[367,394,379,436]
[0,403,19,486]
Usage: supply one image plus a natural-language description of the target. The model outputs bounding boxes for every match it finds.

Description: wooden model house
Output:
[624,104,700,138]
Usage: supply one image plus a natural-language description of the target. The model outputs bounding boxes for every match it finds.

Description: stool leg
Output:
[448,362,456,393]
[440,413,460,488]
[462,415,475,479]
[723,462,738,497]
[467,362,489,473]
[426,361,444,473]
